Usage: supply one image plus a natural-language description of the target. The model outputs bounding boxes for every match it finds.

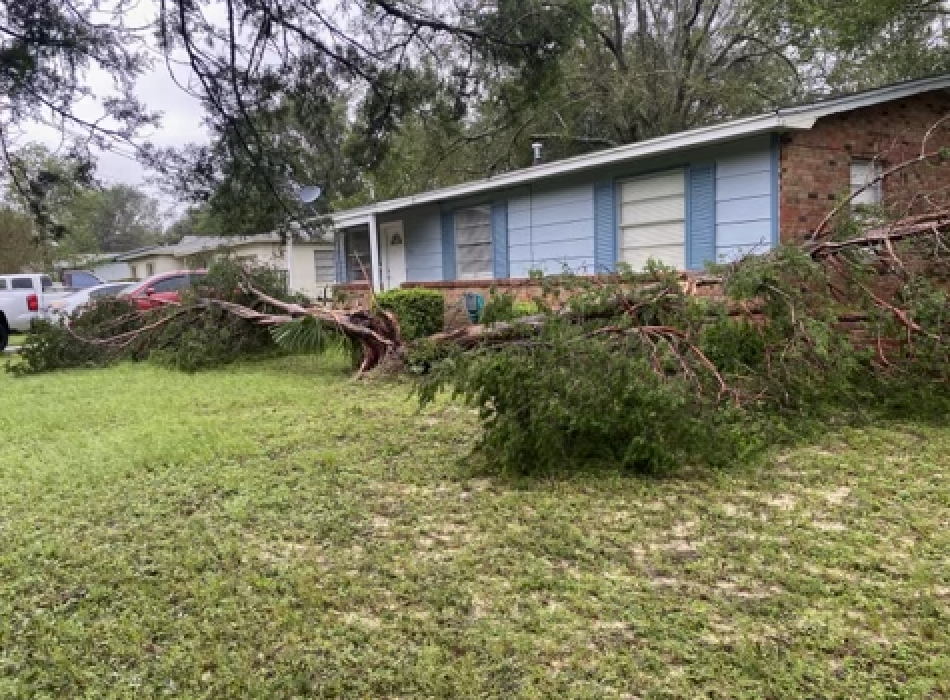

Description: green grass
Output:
[7,333,26,347]
[1,357,949,698]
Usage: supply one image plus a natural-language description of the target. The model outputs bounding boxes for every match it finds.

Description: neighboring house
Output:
[330,74,950,292]
[53,252,132,283]
[117,234,336,299]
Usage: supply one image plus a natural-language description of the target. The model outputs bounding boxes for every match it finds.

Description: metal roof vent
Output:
[531,142,543,166]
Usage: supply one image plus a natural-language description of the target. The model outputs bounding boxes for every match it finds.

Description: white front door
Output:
[380,221,407,290]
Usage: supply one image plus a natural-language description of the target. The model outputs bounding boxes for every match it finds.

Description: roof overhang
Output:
[116,248,176,262]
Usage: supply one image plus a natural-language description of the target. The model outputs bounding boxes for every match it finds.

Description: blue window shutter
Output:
[441,210,456,281]
[491,201,509,279]
[593,181,617,273]
[687,164,716,270]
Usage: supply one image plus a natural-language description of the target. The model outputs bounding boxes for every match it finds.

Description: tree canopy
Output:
[2,0,950,237]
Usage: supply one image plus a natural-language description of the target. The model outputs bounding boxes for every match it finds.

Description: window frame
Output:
[849,158,884,208]
[345,228,371,283]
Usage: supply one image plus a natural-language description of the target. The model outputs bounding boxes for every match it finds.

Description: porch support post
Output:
[368,214,382,292]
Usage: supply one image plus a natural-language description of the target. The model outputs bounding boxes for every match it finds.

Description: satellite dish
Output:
[298,185,323,204]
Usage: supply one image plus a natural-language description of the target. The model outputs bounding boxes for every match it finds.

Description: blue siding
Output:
[345,134,777,281]
[508,182,595,276]
[441,210,456,280]
[717,197,771,223]
[380,206,442,283]
[715,136,774,263]
[491,201,509,278]
[687,164,716,270]
[593,180,617,273]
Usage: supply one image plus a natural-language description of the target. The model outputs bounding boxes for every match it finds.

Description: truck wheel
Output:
[0,324,8,353]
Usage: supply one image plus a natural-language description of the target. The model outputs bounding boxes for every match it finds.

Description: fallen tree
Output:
[12,193,950,379]
[9,140,950,471]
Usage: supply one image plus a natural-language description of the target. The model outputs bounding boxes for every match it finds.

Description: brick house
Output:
[330,74,950,305]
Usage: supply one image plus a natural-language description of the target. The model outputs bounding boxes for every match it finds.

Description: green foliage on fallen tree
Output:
[8,258,293,376]
[480,290,539,324]
[417,248,950,474]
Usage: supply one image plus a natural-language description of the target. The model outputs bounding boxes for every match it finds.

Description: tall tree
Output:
[65,184,164,252]
[0,0,155,242]
[7,0,949,235]
[4,143,94,239]
[0,206,41,272]
[164,205,220,242]
[779,1,950,90]
[348,0,807,194]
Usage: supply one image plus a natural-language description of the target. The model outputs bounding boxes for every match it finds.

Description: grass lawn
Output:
[1,356,949,698]
[7,333,26,347]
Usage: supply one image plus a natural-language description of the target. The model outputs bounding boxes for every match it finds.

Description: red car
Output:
[119,270,208,311]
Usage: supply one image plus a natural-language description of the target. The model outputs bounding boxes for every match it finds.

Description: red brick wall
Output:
[780,90,950,242]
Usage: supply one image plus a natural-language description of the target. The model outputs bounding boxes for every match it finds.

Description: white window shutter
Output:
[619,170,686,271]
[314,248,336,286]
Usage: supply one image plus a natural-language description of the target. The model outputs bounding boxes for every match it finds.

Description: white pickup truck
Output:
[0,274,77,350]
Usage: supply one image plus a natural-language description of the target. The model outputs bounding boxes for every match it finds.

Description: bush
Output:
[480,290,539,325]
[375,288,444,340]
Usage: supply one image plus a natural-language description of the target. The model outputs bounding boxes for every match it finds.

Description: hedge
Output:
[375,288,445,340]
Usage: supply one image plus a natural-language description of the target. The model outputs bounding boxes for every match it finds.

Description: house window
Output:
[619,169,686,271]
[145,262,155,277]
[850,159,883,207]
[455,205,493,279]
[314,248,336,286]
[130,265,138,280]
[345,227,372,282]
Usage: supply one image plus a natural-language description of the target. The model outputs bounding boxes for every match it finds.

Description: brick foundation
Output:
[780,89,950,242]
